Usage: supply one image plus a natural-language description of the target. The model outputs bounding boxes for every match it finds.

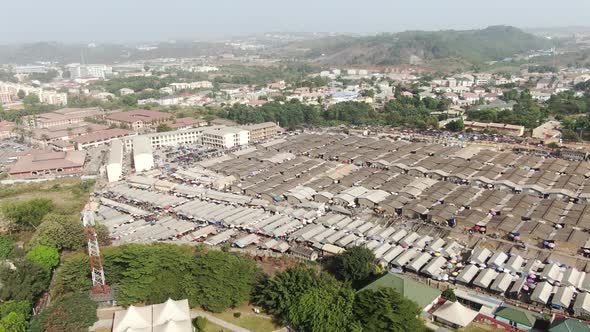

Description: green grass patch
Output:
[210,311,281,332]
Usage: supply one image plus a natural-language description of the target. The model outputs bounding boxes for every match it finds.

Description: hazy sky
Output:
[3,0,589,43]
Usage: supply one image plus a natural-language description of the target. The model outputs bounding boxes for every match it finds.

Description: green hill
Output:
[298,26,553,66]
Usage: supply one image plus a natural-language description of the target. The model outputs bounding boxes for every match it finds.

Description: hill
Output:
[294,26,553,67]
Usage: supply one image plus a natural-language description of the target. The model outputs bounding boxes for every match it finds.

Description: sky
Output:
[3,0,590,43]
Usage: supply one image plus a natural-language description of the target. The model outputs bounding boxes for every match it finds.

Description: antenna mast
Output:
[82,208,109,294]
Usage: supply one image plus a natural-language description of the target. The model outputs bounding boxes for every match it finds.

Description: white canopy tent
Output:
[433,301,479,328]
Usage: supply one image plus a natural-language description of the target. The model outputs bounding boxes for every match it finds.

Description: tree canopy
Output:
[0,259,50,303]
[1,198,54,230]
[28,213,86,251]
[326,245,377,288]
[29,292,97,332]
[354,288,427,332]
[25,245,60,272]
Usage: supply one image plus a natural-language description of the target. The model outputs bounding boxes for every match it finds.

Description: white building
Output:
[132,136,154,173]
[66,64,112,79]
[38,91,68,106]
[123,126,223,150]
[106,140,123,182]
[201,127,249,150]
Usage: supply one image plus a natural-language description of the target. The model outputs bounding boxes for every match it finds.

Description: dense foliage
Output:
[253,266,426,332]
[0,259,50,303]
[0,198,54,231]
[53,244,261,311]
[0,235,15,260]
[326,245,377,288]
[0,301,31,332]
[190,250,259,312]
[303,25,551,66]
[354,288,427,332]
[441,288,457,302]
[29,292,97,332]
[220,97,442,129]
[29,213,86,250]
[467,90,547,128]
[25,245,60,272]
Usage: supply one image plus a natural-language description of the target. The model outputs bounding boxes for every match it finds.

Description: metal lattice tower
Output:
[82,209,109,294]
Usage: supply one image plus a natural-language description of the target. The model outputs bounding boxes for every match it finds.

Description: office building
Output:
[201,126,249,149]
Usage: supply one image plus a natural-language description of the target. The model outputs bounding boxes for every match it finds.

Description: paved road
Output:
[191,309,251,332]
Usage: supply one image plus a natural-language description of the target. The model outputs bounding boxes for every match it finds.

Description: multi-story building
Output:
[201,126,249,150]
[240,122,279,142]
[132,136,154,173]
[463,121,525,137]
[38,91,68,105]
[106,140,124,182]
[0,92,12,104]
[24,107,102,128]
[14,65,49,75]
[71,128,136,150]
[0,121,16,139]
[122,126,222,150]
[106,110,174,131]
[66,64,112,79]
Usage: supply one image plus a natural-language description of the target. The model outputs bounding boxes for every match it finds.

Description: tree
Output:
[354,288,426,332]
[29,292,97,332]
[288,285,356,332]
[25,245,60,272]
[102,244,195,306]
[17,90,26,100]
[156,123,172,132]
[0,235,14,260]
[327,246,376,288]
[441,288,457,302]
[189,250,259,312]
[192,317,208,332]
[50,253,92,298]
[29,213,86,250]
[253,266,354,329]
[1,198,54,230]
[0,312,27,332]
[445,119,464,132]
[0,259,50,303]
[0,301,32,320]
[22,94,40,106]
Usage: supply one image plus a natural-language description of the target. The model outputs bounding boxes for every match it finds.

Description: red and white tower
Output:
[82,209,109,294]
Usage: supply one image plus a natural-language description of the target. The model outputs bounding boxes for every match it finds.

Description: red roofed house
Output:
[462,92,479,104]
[443,92,459,103]
[106,110,174,131]
[9,150,87,178]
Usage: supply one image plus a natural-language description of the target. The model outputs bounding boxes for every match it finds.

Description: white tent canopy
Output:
[113,299,192,332]
[433,301,479,327]
[113,305,152,332]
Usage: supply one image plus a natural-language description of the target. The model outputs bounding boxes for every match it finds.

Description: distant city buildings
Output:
[66,63,112,79]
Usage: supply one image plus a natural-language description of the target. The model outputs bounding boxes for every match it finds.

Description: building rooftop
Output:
[9,150,86,174]
[106,110,173,123]
[361,272,441,309]
[70,128,134,144]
